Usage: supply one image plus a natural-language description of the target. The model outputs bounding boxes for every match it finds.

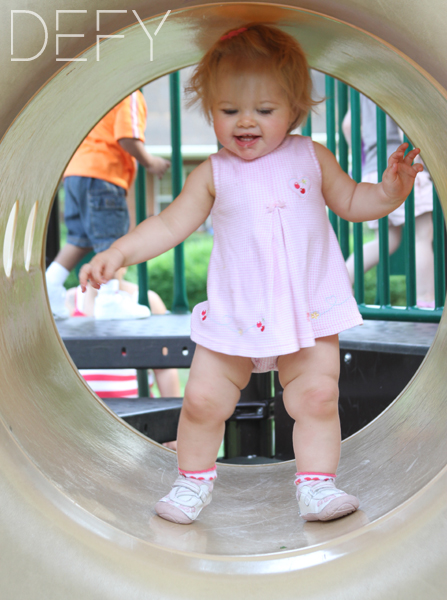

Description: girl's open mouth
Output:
[235,135,260,147]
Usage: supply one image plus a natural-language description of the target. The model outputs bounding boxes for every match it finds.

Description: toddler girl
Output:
[80,24,422,524]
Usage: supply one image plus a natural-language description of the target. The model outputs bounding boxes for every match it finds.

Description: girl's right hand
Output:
[79,247,125,292]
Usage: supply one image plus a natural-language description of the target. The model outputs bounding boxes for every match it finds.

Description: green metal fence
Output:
[324,79,445,322]
[135,73,446,324]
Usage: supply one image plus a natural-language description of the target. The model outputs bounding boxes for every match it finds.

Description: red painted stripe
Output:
[95,389,139,398]
[82,374,137,382]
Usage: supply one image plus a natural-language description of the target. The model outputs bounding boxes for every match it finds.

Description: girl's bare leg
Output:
[278,334,341,474]
[278,335,359,521]
[176,345,253,472]
[155,346,253,523]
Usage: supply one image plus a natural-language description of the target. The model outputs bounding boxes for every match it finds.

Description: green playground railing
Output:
[134,75,189,315]
[134,73,446,324]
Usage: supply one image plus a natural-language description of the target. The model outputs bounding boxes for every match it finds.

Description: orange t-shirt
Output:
[65,91,147,191]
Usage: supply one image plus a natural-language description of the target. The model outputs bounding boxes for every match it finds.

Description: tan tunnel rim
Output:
[0,2,446,595]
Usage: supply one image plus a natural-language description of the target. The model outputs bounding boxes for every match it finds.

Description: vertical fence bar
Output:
[135,95,151,397]
[136,364,150,397]
[433,186,446,308]
[350,88,364,304]
[337,80,350,258]
[325,76,338,237]
[376,106,391,306]
[337,81,348,171]
[169,71,189,313]
[302,112,312,137]
[403,135,417,307]
[135,163,150,308]
[325,76,336,154]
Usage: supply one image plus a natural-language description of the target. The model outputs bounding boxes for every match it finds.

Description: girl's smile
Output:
[234,134,260,148]
[211,70,295,161]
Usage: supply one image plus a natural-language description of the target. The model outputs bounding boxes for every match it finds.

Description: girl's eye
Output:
[222,109,237,115]
[258,109,273,115]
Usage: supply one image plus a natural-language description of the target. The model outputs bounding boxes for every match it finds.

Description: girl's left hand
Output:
[382,143,424,201]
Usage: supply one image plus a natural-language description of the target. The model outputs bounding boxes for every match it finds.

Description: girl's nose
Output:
[237,112,256,128]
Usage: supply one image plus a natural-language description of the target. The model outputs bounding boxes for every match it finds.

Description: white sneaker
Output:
[46,283,69,319]
[94,280,150,320]
[155,475,213,524]
[297,480,359,522]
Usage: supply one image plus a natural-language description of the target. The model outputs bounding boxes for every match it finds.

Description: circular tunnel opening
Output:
[46,67,441,467]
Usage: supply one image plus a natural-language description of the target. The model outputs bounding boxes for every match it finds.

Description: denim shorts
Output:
[64,176,129,253]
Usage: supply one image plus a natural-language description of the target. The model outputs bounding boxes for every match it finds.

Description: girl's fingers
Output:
[406,147,420,156]
[401,161,423,176]
[388,146,421,170]
[79,265,93,292]
[91,262,106,284]
[394,142,408,152]
[79,250,122,293]
[403,148,421,165]
[82,261,104,289]
[388,147,406,166]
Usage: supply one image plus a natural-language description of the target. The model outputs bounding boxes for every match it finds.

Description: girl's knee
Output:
[183,381,210,418]
[284,378,339,421]
[183,379,235,423]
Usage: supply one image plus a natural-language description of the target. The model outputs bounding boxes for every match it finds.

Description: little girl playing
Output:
[80,24,422,524]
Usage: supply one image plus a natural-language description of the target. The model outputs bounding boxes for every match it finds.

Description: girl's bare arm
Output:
[313,142,423,223]
[79,159,215,289]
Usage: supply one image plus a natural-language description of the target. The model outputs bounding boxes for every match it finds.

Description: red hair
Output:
[186,24,319,132]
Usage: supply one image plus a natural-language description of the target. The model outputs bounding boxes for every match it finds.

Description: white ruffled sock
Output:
[295,471,336,494]
[178,466,217,481]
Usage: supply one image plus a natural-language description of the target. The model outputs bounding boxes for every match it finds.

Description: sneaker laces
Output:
[300,480,344,500]
[170,476,210,504]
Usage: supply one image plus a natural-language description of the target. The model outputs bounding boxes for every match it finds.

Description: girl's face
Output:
[211,70,295,161]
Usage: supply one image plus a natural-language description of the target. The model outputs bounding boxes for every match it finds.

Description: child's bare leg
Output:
[278,334,341,473]
[177,345,253,471]
[345,226,402,285]
[53,243,93,272]
[278,334,359,521]
[415,212,435,304]
[155,345,252,524]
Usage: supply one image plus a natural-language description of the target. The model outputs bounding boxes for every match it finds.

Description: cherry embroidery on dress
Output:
[288,175,310,198]
[200,312,267,337]
[256,320,265,332]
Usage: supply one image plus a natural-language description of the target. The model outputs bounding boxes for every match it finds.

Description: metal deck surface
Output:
[56,315,439,368]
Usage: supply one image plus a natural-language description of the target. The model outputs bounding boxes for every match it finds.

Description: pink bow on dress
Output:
[266,199,286,213]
